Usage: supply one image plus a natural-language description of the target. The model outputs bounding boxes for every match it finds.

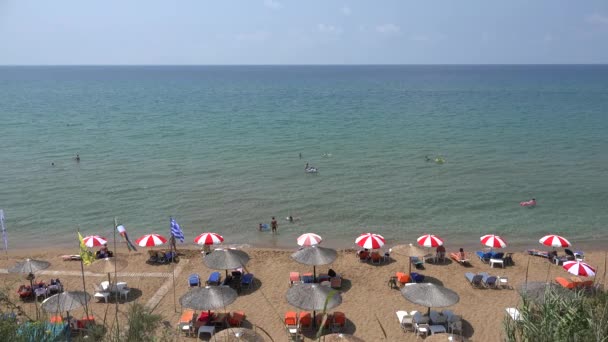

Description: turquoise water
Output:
[1,65,607,249]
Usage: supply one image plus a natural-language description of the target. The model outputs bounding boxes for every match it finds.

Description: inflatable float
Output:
[520,199,537,207]
[435,157,445,164]
[259,223,270,231]
[305,167,319,174]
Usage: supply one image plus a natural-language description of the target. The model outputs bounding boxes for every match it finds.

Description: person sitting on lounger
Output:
[459,248,465,259]
[436,245,446,261]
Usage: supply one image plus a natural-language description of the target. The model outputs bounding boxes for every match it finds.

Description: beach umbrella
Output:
[9,258,50,274]
[291,245,337,280]
[180,286,238,311]
[297,233,322,247]
[9,258,51,319]
[82,235,108,248]
[400,283,459,316]
[355,233,385,249]
[539,235,571,248]
[135,233,167,247]
[417,234,443,248]
[563,261,596,277]
[194,232,224,245]
[286,283,342,327]
[41,291,91,317]
[211,327,265,342]
[391,243,427,273]
[321,334,365,342]
[480,234,507,249]
[203,248,250,277]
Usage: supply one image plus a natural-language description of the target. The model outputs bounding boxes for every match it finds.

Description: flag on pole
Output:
[78,232,94,265]
[170,218,185,243]
[0,210,7,254]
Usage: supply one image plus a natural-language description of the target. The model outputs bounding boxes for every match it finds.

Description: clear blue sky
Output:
[1,0,607,65]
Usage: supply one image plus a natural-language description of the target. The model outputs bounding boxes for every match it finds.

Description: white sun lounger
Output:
[506,308,522,321]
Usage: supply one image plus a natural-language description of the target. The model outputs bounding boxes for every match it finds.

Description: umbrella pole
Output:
[29,276,38,320]
[313,266,316,282]
[408,257,412,274]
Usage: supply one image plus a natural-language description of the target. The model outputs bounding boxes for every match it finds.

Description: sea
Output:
[1,65,607,251]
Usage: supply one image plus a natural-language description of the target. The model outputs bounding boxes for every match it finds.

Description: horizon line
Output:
[1,63,607,67]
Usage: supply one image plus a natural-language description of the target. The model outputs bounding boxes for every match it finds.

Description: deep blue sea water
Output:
[1,65,607,250]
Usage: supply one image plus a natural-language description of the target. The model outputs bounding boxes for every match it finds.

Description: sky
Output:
[1,0,607,65]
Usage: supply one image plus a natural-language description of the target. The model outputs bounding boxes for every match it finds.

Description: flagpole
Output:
[77,227,90,321]
[170,218,177,312]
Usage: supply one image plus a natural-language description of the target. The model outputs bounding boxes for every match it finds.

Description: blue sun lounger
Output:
[465,272,483,288]
[188,274,201,287]
[207,272,221,286]
[241,273,254,289]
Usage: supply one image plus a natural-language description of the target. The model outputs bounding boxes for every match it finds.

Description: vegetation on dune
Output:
[0,285,176,342]
[503,286,608,342]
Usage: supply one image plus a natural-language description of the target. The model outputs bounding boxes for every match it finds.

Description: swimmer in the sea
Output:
[75,154,80,162]
[289,216,294,223]
[425,155,431,162]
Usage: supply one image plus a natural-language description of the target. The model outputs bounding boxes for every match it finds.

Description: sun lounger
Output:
[331,311,346,333]
[207,272,221,286]
[410,256,424,270]
[188,274,201,287]
[299,312,312,331]
[301,273,314,283]
[289,272,301,287]
[396,272,410,285]
[505,308,522,321]
[555,277,578,289]
[478,272,497,288]
[527,249,550,258]
[315,313,332,330]
[178,309,196,336]
[285,311,299,337]
[61,255,82,261]
[410,272,425,283]
[465,272,483,287]
[371,252,382,264]
[330,275,342,289]
[241,273,254,289]
[476,251,492,263]
[450,252,470,265]
[227,311,246,327]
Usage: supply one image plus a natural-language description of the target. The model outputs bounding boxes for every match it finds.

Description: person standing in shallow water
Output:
[271,217,278,234]
[75,154,80,162]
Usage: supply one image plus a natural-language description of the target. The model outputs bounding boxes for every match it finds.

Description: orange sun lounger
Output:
[555,277,579,289]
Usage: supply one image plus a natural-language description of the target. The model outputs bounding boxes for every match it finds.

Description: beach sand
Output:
[0,244,605,341]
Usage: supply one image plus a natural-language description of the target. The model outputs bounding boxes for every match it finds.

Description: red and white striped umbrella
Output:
[417,234,444,248]
[563,261,596,277]
[355,233,385,249]
[297,233,322,247]
[539,235,571,248]
[480,234,507,249]
[82,235,107,248]
[193,232,224,245]
[135,234,167,247]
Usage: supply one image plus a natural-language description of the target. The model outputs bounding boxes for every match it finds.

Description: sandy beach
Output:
[0,243,605,341]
